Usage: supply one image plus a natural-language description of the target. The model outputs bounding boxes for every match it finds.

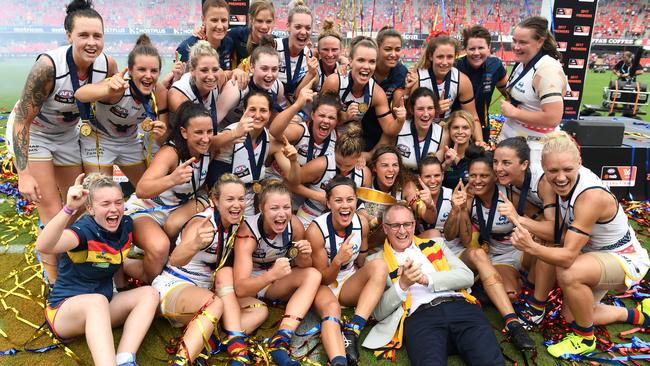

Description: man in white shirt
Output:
[362,203,504,365]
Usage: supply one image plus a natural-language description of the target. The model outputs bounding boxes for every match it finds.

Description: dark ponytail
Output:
[64,0,103,32]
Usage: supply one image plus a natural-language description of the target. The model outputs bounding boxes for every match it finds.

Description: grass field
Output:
[0,59,649,365]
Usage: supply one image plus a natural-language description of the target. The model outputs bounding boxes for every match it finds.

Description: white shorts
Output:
[490,248,524,270]
[79,132,144,167]
[125,195,178,226]
[5,109,81,166]
[251,269,272,299]
[328,270,355,299]
[152,269,199,327]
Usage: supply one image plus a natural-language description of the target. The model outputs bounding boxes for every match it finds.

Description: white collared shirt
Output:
[392,241,464,314]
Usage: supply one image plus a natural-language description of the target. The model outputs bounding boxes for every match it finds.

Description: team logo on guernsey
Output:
[396,144,411,158]
[109,105,129,118]
[234,165,251,178]
[54,90,75,104]
[574,26,590,36]
[555,8,572,18]
[297,144,310,157]
[568,59,585,69]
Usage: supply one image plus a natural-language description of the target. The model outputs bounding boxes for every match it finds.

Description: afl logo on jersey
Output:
[110,106,129,118]
[54,90,75,104]
[234,165,251,178]
[297,144,309,157]
[396,144,411,158]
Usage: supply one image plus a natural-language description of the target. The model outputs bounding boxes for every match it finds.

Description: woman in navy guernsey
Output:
[75,34,168,185]
[361,26,408,152]
[396,88,444,172]
[437,110,480,189]
[213,90,300,216]
[152,174,267,366]
[296,126,371,228]
[510,132,650,358]
[168,41,223,128]
[406,35,484,143]
[227,0,275,69]
[38,173,159,366]
[321,36,404,156]
[217,35,287,128]
[446,149,535,351]
[456,25,508,142]
[233,180,322,366]
[274,0,313,101]
[498,17,567,165]
[306,177,387,366]
[6,0,116,284]
[124,102,214,283]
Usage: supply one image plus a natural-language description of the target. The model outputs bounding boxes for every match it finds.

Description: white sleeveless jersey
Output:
[216,125,269,184]
[338,73,375,120]
[395,120,443,171]
[313,212,363,278]
[300,153,366,214]
[507,164,546,210]
[155,152,210,207]
[316,61,339,91]
[421,187,462,251]
[245,212,295,271]
[170,207,235,288]
[417,67,459,119]
[94,83,152,138]
[275,37,310,94]
[470,185,515,255]
[558,167,641,253]
[269,121,337,178]
[508,55,561,117]
[172,72,220,110]
[34,45,109,134]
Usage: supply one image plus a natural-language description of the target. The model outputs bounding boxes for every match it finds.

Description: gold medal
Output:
[141,117,153,132]
[252,182,262,194]
[358,103,368,113]
[79,121,92,137]
[287,243,300,259]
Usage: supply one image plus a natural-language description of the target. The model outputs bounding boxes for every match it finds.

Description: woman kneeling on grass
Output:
[153,174,268,366]
[37,173,159,366]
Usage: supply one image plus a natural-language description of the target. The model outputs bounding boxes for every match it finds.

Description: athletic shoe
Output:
[342,329,359,366]
[507,321,536,351]
[547,333,596,358]
[514,301,545,329]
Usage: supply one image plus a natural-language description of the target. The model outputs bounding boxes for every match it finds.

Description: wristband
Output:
[62,205,77,216]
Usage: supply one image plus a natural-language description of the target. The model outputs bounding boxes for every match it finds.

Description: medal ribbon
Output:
[306,124,331,161]
[326,213,353,264]
[190,79,217,130]
[282,37,305,95]
[341,72,370,112]
[411,120,434,167]
[505,50,544,107]
[474,187,499,244]
[429,66,451,118]
[244,129,268,182]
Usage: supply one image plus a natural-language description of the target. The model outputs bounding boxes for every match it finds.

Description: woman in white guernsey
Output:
[499,16,567,165]
[217,35,287,128]
[445,150,535,351]
[233,180,321,366]
[124,102,213,283]
[295,126,371,228]
[405,34,483,142]
[396,88,444,172]
[403,155,464,255]
[267,87,339,209]
[306,177,387,366]
[297,19,346,93]
[168,40,222,131]
[152,174,267,366]
[368,145,407,202]
[212,91,299,216]
[75,34,168,185]
[6,0,116,284]
[511,131,650,358]
[321,36,403,153]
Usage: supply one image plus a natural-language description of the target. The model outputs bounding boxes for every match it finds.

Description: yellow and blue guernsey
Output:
[47,215,133,308]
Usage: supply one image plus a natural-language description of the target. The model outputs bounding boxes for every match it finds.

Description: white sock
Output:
[115,352,135,365]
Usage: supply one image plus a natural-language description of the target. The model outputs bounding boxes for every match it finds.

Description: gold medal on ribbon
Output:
[358,103,368,113]
[141,117,153,132]
[287,242,300,260]
[79,121,92,137]
[252,182,262,194]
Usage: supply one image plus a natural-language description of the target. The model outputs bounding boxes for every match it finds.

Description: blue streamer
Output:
[440,0,447,31]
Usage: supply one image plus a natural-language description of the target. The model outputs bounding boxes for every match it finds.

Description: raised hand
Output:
[443,143,459,166]
[418,176,434,208]
[66,173,89,211]
[497,191,520,225]
[439,90,452,115]
[293,239,312,257]
[109,67,129,93]
[234,116,255,140]
[393,103,407,121]
[270,257,292,281]
[398,257,423,290]
[170,157,195,185]
[230,68,249,90]
[332,233,355,266]
[345,102,360,121]
[510,214,537,253]
[296,80,316,106]
[281,135,298,162]
[191,216,215,250]
[451,180,468,211]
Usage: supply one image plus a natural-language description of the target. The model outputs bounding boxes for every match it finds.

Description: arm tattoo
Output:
[13,59,54,171]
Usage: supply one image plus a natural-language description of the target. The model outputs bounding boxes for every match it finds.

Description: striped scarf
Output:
[376,236,476,361]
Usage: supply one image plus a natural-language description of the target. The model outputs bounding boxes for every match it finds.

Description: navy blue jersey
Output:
[47,215,133,308]
[442,157,470,190]
[176,35,234,70]
[361,62,408,151]
[456,55,506,141]
[228,26,253,67]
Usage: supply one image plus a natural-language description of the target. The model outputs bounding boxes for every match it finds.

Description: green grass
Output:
[0,60,649,365]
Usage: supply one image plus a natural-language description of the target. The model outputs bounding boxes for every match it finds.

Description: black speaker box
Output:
[561,118,624,146]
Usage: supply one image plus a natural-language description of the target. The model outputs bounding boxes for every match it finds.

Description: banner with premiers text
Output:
[225,0,250,26]
[552,0,598,120]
